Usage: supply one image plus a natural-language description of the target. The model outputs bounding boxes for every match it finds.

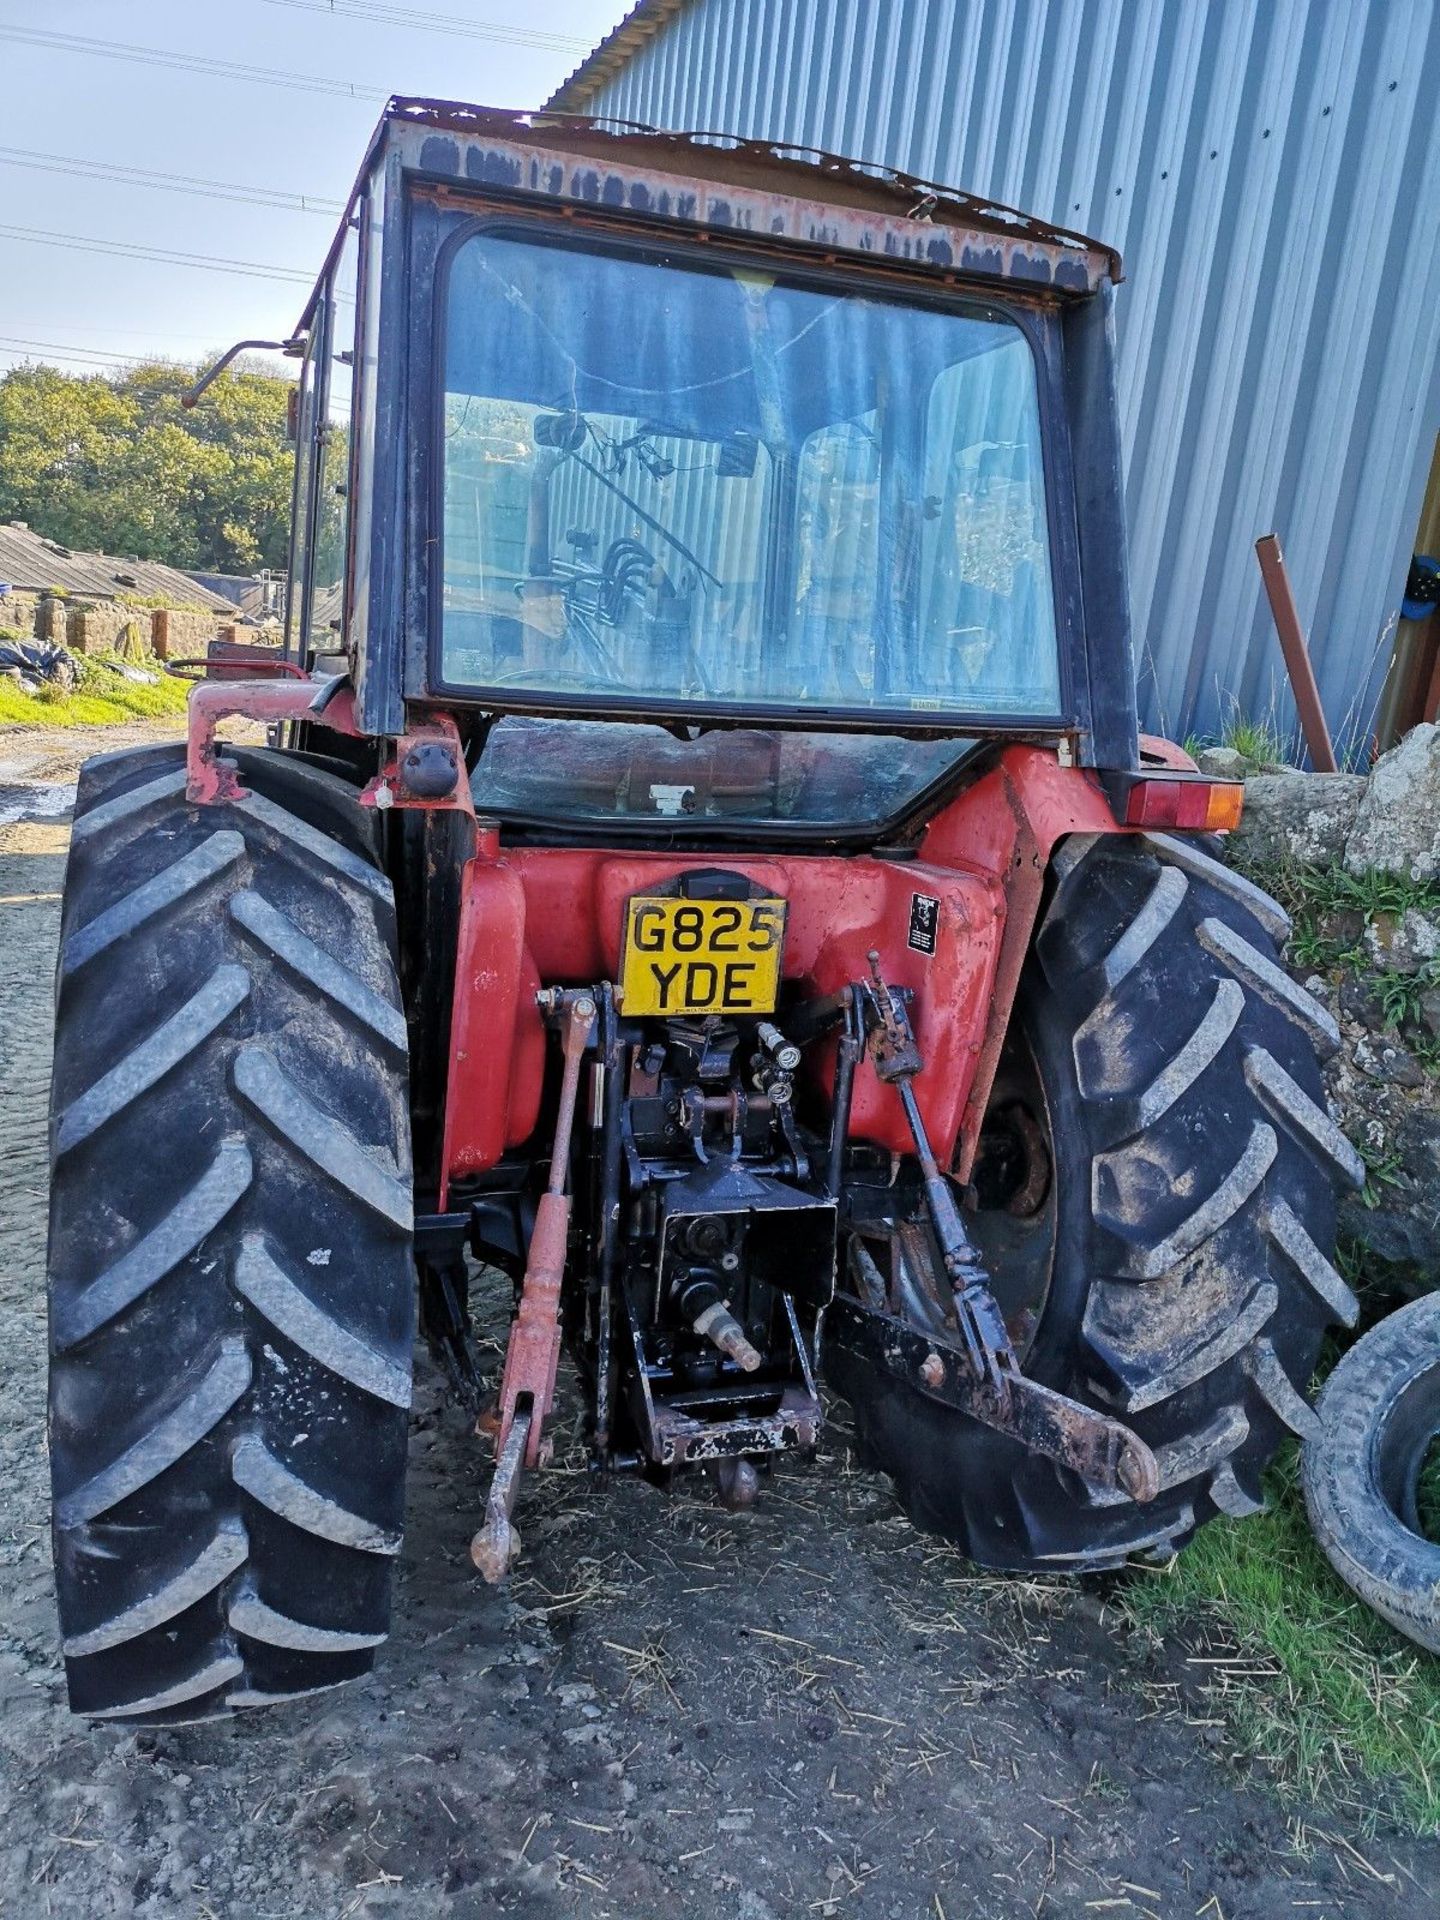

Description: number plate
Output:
[620,896,787,1016]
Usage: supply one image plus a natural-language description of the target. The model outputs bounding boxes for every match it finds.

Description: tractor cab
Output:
[285,100,1136,788]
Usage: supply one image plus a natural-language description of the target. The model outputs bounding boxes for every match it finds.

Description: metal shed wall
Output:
[553,0,1440,753]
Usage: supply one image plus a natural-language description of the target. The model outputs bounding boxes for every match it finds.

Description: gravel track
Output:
[0,722,1433,1918]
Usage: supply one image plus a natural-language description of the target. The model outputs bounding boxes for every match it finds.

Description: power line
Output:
[0,335,295,375]
[0,344,129,369]
[0,225,315,285]
[258,0,590,54]
[0,147,344,218]
[0,336,193,369]
[0,27,387,102]
[1,320,249,342]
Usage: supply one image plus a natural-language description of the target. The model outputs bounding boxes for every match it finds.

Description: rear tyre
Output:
[828,831,1363,1572]
[48,744,414,1721]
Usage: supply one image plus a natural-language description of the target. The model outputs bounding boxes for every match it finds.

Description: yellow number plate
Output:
[621,896,787,1016]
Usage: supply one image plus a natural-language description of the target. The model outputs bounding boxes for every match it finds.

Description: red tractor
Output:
[46,101,1359,1722]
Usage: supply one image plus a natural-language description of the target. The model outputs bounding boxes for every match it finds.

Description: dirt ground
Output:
[1,720,1435,1919]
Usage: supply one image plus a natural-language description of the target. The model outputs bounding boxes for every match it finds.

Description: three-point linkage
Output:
[858,951,1017,1406]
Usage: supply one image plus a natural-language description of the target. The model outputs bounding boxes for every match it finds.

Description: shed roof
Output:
[0,522,233,611]
[546,1,690,111]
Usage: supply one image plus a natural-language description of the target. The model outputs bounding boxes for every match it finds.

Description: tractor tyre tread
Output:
[48,743,414,1722]
[829,833,1357,1572]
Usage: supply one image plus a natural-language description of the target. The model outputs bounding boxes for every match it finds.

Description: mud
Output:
[1,722,1433,1919]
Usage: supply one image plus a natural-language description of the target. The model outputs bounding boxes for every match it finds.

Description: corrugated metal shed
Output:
[550,0,1440,754]
[0,521,233,610]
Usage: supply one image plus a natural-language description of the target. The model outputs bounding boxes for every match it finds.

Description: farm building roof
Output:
[0,521,233,611]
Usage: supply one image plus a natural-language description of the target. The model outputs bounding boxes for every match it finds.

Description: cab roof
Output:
[298,96,1119,331]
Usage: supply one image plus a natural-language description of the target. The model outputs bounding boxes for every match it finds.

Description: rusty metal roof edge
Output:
[376,96,1123,285]
[543,1,692,115]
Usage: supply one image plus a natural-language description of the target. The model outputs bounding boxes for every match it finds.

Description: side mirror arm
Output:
[179,336,306,409]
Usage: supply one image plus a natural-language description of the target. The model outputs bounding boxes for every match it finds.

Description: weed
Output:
[1083,1760,1130,1805]
[1193,691,1294,766]
[114,591,217,614]
[1227,854,1440,1070]
[1357,1135,1405,1209]
[1375,968,1435,1030]
[1258,860,1440,937]
[1284,919,1348,974]
[1335,1230,1414,1325]
[1182,694,1293,768]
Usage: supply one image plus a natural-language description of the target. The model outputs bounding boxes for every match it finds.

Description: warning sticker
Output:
[907,892,940,955]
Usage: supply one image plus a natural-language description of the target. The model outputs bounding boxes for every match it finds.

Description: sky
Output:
[0,0,629,379]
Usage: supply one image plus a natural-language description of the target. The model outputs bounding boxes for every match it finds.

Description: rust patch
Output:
[386,101,1119,292]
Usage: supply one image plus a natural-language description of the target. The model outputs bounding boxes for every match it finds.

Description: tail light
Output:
[1120,776,1243,833]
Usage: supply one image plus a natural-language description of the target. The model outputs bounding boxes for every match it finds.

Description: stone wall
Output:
[66,602,152,657]
[150,606,220,661]
[0,590,38,635]
[0,589,242,660]
[36,597,67,647]
[1230,722,1440,882]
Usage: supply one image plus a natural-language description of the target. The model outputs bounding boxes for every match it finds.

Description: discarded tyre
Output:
[829,831,1364,1572]
[48,744,414,1722]
[1303,1291,1440,1655]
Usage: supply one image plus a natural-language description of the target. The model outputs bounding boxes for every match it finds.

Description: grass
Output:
[0,650,190,729]
[1185,701,1292,770]
[1125,1446,1440,1833]
[1222,712,1289,768]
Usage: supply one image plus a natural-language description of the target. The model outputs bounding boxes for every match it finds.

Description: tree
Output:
[0,357,294,574]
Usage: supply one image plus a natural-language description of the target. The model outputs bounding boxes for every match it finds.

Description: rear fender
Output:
[920,745,1124,1180]
[438,833,542,1205]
